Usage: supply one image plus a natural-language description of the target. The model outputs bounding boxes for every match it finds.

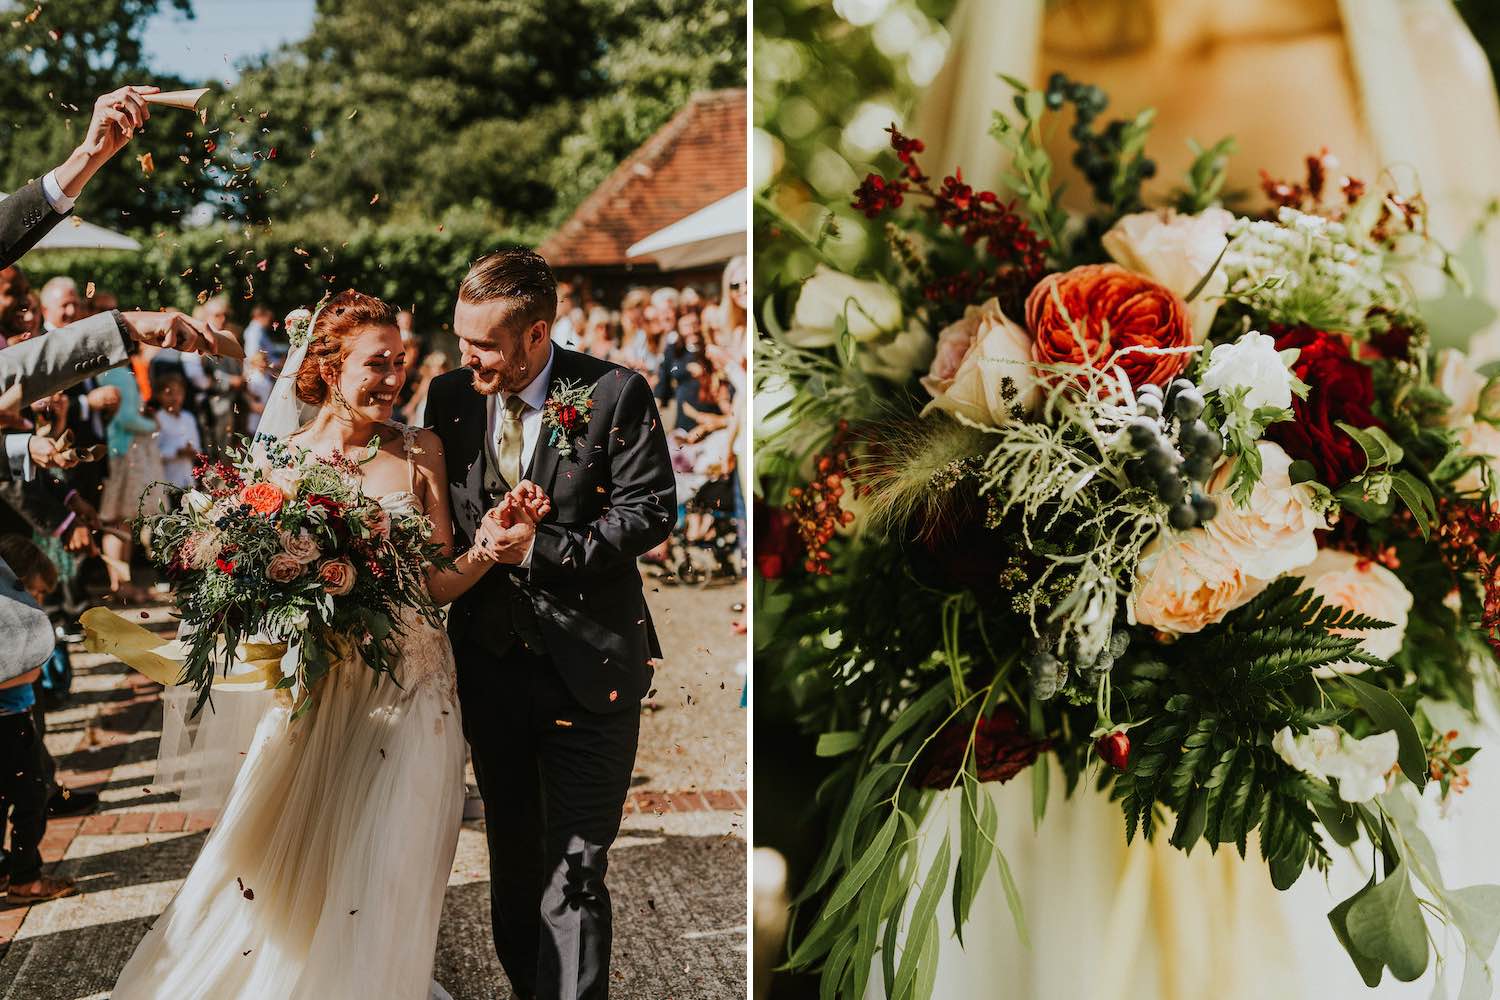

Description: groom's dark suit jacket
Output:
[1,179,70,270]
[425,348,676,713]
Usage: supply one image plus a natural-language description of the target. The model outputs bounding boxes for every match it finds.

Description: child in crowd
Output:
[0,535,77,903]
[153,371,202,489]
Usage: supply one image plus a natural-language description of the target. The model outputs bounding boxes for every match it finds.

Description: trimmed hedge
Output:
[22,214,533,334]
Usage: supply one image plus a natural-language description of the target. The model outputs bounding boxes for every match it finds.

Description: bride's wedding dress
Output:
[111,481,467,1000]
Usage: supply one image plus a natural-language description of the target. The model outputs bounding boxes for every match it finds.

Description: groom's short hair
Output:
[459,248,558,335]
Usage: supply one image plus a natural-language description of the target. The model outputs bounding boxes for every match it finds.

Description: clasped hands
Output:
[470,480,552,565]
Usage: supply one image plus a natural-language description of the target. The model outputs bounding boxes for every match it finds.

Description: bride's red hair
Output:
[294,289,400,405]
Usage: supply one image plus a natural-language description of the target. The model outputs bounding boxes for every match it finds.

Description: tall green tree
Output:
[221,0,745,229]
[0,0,222,233]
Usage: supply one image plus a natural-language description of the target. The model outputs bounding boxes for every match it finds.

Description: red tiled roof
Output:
[539,89,746,269]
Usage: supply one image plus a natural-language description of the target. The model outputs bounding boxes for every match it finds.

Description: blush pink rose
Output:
[317,558,357,597]
[279,529,321,564]
[267,553,304,584]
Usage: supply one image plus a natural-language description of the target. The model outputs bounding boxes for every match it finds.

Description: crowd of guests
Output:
[551,258,749,578]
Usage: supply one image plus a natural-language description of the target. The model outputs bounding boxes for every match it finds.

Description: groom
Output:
[425,248,675,1000]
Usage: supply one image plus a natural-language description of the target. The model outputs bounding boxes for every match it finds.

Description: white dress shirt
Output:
[483,345,555,568]
[41,171,76,214]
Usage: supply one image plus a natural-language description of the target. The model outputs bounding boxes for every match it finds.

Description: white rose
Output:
[786,266,903,348]
[1296,548,1413,675]
[1435,348,1486,426]
[1455,420,1500,494]
[858,319,935,382]
[1273,726,1398,803]
[1205,442,1325,580]
[920,301,1040,427]
[1102,207,1235,343]
[183,490,213,515]
[1200,331,1296,412]
[1129,529,1265,635]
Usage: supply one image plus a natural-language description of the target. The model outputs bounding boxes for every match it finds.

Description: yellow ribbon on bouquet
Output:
[80,607,287,691]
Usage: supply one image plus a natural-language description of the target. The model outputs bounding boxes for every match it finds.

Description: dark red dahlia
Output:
[913,706,1049,788]
[1265,325,1381,487]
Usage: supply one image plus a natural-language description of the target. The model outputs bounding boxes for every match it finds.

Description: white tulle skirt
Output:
[112,620,466,1000]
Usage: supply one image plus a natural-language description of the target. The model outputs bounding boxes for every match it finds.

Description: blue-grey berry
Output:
[1029,651,1065,700]
[1156,473,1185,504]
[1191,492,1218,522]
[1168,502,1198,530]
[1183,453,1215,483]
[1127,419,1159,449]
[1173,390,1205,421]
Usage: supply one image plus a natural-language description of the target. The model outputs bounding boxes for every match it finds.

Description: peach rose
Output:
[1102,208,1234,343]
[920,299,1040,427]
[1204,442,1326,580]
[1027,264,1192,391]
[241,481,285,516]
[317,558,357,597]
[267,553,304,583]
[1296,548,1413,675]
[1130,530,1265,635]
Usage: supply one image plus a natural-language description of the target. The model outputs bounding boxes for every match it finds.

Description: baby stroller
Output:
[665,428,741,586]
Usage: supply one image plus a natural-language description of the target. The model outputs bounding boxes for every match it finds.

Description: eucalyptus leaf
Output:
[1342,676,1428,790]
[1460,949,1495,1000]
[1445,884,1500,959]
[1347,861,1430,983]
[1312,796,1361,848]
[872,684,952,760]
[893,834,951,1000]
[816,731,863,757]
[822,810,900,917]
[1329,874,1386,988]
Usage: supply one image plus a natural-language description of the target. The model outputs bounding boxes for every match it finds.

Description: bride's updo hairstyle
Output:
[294,289,400,405]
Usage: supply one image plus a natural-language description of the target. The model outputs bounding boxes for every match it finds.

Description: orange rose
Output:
[1026,263,1192,391]
[241,481,285,516]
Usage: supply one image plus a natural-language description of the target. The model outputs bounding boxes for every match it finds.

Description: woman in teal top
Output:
[96,363,164,602]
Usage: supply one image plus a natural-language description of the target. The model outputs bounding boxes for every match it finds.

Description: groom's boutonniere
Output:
[542,379,596,460]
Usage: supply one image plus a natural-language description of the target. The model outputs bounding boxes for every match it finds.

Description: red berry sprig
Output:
[786,422,857,576]
[852,126,1050,317]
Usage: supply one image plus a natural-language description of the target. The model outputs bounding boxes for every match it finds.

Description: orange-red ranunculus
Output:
[241,481,285,516]
[1026,263,1192,390]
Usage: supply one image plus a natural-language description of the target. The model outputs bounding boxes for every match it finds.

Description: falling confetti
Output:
[137,151,154,174]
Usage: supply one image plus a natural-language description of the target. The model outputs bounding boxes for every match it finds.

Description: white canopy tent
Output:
[627,188,746,270]
[0,191,141,252]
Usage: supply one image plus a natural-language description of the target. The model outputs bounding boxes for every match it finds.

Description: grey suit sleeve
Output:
[0,310,131,409]
[0,557,55,682]
[0,179,70,270]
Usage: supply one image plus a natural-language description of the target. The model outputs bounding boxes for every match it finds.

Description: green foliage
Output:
[223,0,744,230]
[1110,577,1401,884]
[19,213,519,326]
[0,0,216,233]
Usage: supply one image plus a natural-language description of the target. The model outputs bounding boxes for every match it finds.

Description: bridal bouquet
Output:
[136,438,451,717]
[757,74,1500,995]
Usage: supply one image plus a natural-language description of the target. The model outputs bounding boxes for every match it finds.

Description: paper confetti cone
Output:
[143,88,210,111]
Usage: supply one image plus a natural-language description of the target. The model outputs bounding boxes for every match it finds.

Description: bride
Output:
[110,290,538,999]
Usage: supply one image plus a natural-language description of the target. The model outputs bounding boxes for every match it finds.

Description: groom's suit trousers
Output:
[457,639,639,1000]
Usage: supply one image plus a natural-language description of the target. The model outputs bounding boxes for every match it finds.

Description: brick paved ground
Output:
[0,583,747,999]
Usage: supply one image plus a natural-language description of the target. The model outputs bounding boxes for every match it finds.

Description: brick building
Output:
[538,88,746,301]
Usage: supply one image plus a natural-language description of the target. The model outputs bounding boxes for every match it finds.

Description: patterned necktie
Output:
[497,394,528,488]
